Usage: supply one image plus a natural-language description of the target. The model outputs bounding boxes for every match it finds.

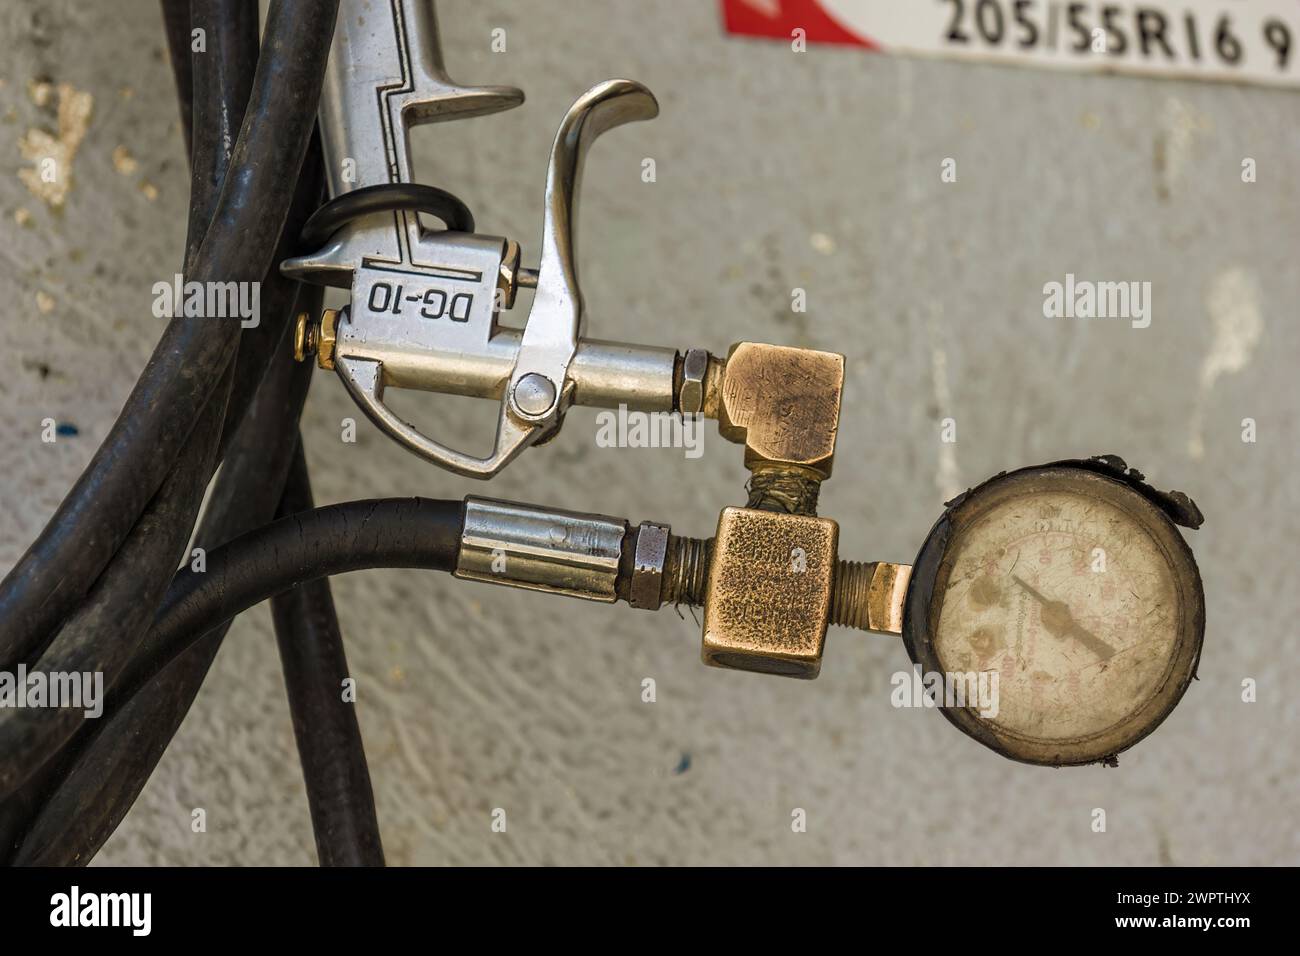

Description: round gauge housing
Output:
[902,462,1204,766]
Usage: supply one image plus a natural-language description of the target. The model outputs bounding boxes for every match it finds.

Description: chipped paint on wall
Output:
[18,82,93,208]
[1188,267,1263,460]
[1154,97,1212,201]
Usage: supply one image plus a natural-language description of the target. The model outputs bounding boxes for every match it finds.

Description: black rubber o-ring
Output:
[299,183,475,250]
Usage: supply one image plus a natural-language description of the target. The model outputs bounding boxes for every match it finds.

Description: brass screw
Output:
[293,312,317,363]
[293,309,338,370]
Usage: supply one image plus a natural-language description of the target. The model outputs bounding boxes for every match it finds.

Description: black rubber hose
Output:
[0,0,240,859]
[0,0,340,669]
[184,0,259,271]
[7,291,323,866]
[0,0,259,686]
[187,0,339,282]
[0,360,228,857]
[1,0,333,858]
[217,136,324,454]
[272,440,385,867]
[8,496,460,860]
[8,29,324,865]
[113,498,465,719]
[0,368,229,800]
[159,0,194,160]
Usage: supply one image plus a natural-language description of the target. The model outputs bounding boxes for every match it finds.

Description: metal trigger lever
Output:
[503,80,660,441]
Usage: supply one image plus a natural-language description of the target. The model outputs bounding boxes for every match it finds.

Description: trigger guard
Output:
[336,356,539,479]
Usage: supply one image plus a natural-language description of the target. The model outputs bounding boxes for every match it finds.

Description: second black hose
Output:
[271,440,385,866]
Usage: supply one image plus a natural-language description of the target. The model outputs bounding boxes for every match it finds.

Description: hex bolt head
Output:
[512,372,557,417]
[680,348,709,415]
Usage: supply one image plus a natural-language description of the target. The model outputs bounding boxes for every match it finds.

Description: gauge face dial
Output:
[904,465,1203,766]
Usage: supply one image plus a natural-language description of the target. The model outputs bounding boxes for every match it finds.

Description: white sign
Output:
[725,0,1300,88]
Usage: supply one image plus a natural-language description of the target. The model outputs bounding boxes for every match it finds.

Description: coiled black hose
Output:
[0,377,228,798]
[0,0,239,863]
[8,497,463,860]
[0,0,340,669]
[8,306,320,864]
[1,0,341,863]
[2,0,479,867]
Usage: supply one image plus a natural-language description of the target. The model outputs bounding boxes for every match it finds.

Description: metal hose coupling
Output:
[452,496,910,679]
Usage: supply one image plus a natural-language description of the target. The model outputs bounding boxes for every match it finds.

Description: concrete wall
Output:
[0,0,1295,864]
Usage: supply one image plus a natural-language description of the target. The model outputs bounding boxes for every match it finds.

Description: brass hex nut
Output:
[317,308,338,370]
[702,506,839,679]
[715,342,844,479]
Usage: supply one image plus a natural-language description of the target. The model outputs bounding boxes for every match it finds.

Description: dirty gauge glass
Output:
[903,462,1205,766]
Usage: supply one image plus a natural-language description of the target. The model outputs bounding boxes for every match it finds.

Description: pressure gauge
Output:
[903,457,1205,766]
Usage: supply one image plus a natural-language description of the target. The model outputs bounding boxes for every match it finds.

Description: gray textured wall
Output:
[0,0,1296,865]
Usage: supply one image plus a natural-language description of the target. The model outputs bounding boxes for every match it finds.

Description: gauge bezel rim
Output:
[902,462,1205,767]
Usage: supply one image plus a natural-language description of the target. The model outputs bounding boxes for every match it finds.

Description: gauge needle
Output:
[1011,575,1116,661]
